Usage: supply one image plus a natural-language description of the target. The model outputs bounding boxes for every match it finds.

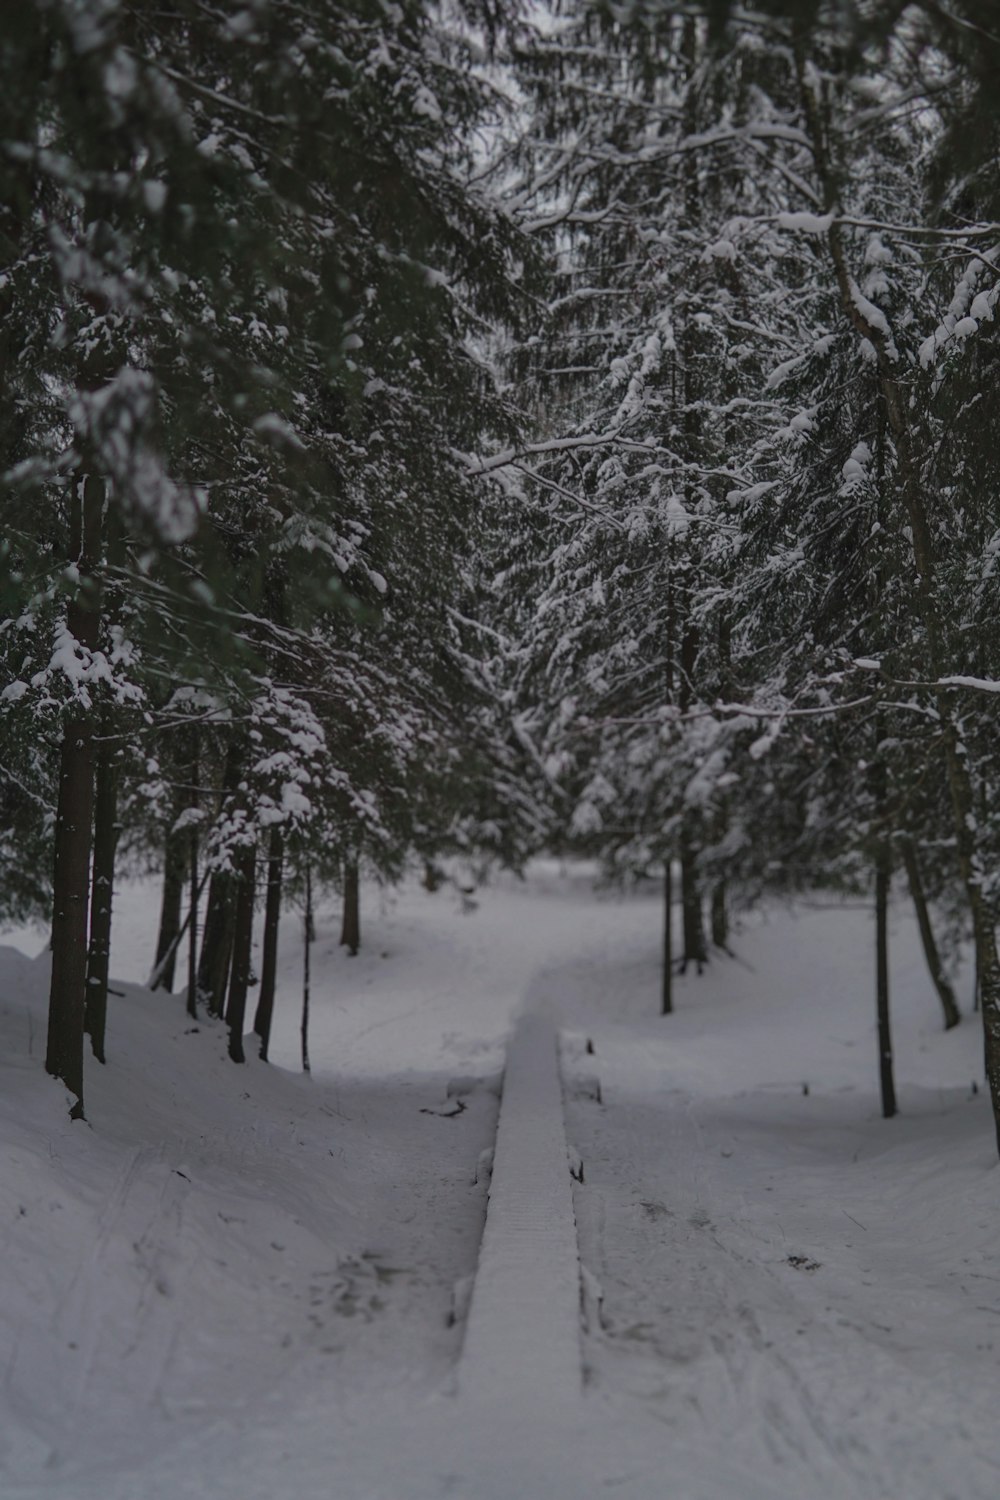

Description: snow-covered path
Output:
[565,1031,1000,1499]
[457,1014,582,1408]
[3,867,1000,1498]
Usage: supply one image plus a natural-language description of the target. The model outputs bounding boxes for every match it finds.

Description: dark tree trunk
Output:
[341,858,360,955]
[711,880,728,950]
[196,740,243,1015]
[198,872,236,1016]
[84,728,119,1064]
[302,862,312,1074]
[901,839,961,1030]
[186,735,200,1020]
[876,840,897,1119]
[152,826,186,992]
[83,506,125,1060]
[46,473,103,1119]
[661,859,673,1016]
[147,873,207,990]
[679,829,706,974]
[47,713,95,1116]
[254,826,284,1060]
[226,846,257,1064]
[975,943,981,1013]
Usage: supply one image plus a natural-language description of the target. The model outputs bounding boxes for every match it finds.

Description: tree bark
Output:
[47,714,95,1116]
[186,734,200,1020]
[198,872,235,1016]
[875,836,897,1120]
[341,858,360,955]
[46,473,103,1119]
[225,845,257,1064]
[711,880,728,950]
[84,726,119,1064]
[152,825,186,992]
[679,828,706,973]
[254,826,284,1060]
[661,859,673,1015]
[901,840,961,1030]
[302,862,312,1074]
[196,740,242,1014]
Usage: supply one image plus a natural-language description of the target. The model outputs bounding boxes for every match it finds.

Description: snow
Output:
[777,211,834,235]
[970,290,997,323]
[2,865,999,1498]
[938,675,1000,694]
[848,280,898,358]
[458,1013,581,1405]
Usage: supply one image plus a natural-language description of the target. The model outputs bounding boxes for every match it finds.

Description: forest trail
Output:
[3,871,1000,1499]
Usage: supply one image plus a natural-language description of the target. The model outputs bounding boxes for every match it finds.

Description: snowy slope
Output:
[2,868,998,1498]
[557,903,1000,1499]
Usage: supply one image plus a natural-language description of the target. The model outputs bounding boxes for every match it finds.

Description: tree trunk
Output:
[152,825,186,992]
[302,862,312,1075]
[711,880,728,950]
[84,728,119,1064]
[198,872,235,1016]
[341,858,360,955]
[661,859,673,1016]
[901,840,961,1030]
[46,473,103,1119]
[196,740,243,1015]
[186,735,200,1021]
[254,826,284,1060]
[875,839,897,1120]
[147,872,207,990]
[679,828,706,973]
[975,943,981,1014]
[225,846,257,1064]
[47,713,95,1117]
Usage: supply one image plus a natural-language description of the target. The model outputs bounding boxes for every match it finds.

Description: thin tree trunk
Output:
[47,713,95,1116]
[145,871,208,989]
[46,473,103,1119]
[975,944,981,1013]
[254,827,284,1060]
[875,837,897,1119]
[198,873,235,1015]
[679,829,706,973]
[661,859,673,1016]
[341,858,360,955]
[84,505,125,1060]
[152,826,186,992]
[187,735,199,1020]
[225,846,257,1064]
[196,741,243,1014]
[901,839,961,1030]
[302,862,312,1075]
[84,727,119,1064]
[711,880,728,950]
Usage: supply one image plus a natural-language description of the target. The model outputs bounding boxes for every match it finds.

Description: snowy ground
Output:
[2,865,998,1498]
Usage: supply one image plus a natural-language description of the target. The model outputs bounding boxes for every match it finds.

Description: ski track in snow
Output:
[560,1023,1000,1498]
[2,867,1000,1497]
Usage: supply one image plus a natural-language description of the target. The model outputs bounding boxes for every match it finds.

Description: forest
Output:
[3,0,1000,1153]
